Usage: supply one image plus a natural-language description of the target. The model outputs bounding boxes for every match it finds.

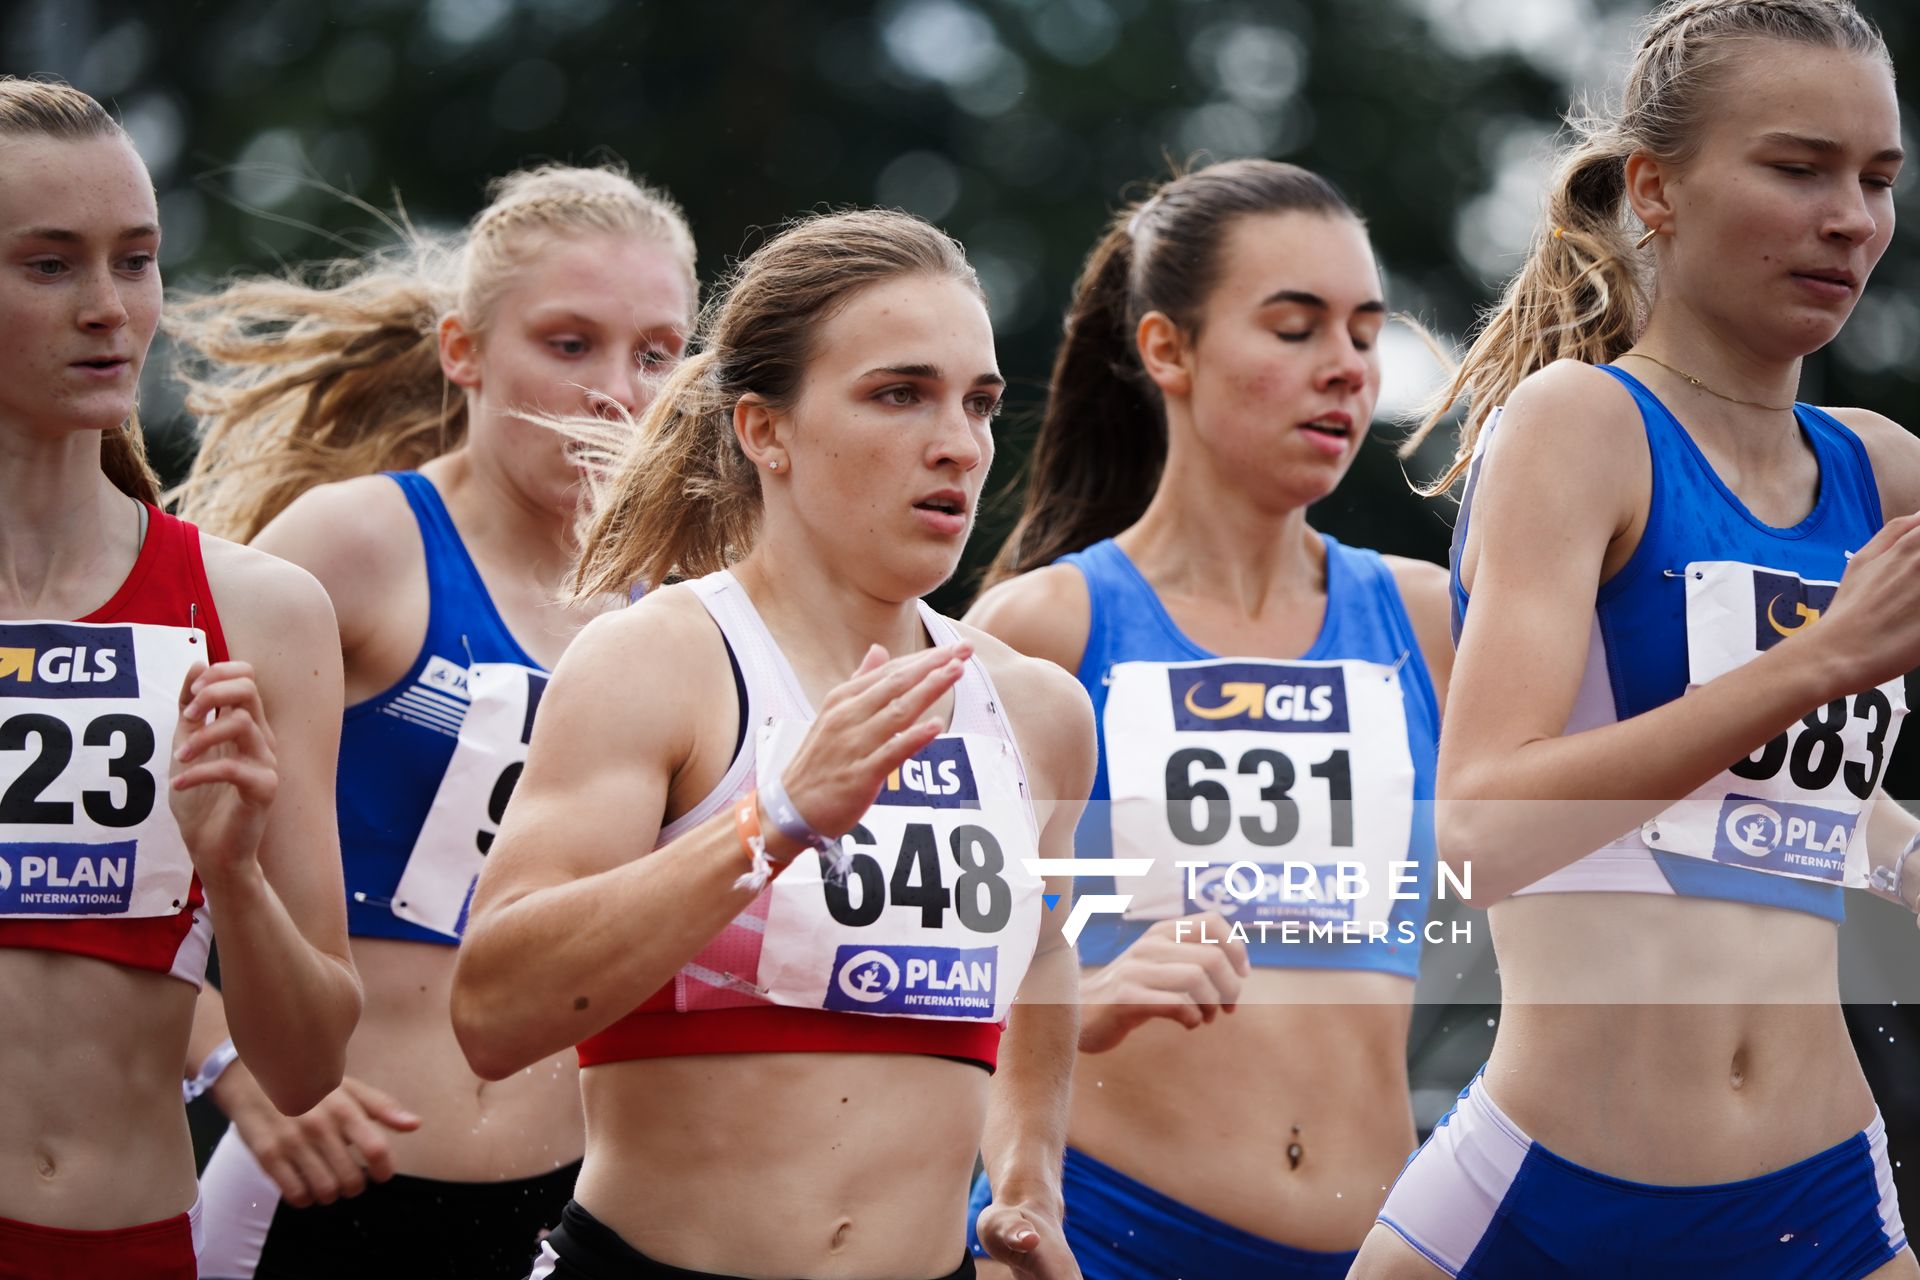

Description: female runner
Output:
[171,164,697,1278]
[1354,1,1920,1275]
[451,208,1094,1280]
[964,158,1451,1278]
[0,77,358,1278]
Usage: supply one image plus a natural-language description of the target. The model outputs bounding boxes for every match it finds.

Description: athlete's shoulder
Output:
[1379,554,1454,707]
[961,561,1090,674]
[195,533,339,672]
[566,582,727,697]
[1823,406,1920,519]
[1498,359,1644,444]
[949,619,1095,784]
[1474,361,1647,521]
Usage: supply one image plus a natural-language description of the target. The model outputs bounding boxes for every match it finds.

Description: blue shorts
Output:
[967,1145,1356,1279]
[1379,1071,1909,1279]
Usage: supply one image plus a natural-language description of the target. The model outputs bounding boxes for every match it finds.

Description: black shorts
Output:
[530,1201,977,1280]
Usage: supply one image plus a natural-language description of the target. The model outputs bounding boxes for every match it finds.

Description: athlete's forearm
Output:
[451,807,769,1078]
[202,859,361,1115]
[979,945,1078,1217]
[1442,630,1849,904]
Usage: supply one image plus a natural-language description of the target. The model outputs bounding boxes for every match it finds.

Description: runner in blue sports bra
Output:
[168,164,698,1279]
[966,158,1453,1279]
[1353,2,1920,1277]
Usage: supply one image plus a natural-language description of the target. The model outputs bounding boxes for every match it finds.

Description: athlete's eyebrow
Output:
[1757,131,1904,164]
[15,224,160,242]
[1258,289,1387,314]
[863,364,1005,388]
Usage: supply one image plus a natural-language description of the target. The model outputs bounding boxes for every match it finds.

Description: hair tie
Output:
[1552,226,1566,240]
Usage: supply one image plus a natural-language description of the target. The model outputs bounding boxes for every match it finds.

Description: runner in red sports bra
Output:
[0,77,358,1279]
[451,209,1095,1280]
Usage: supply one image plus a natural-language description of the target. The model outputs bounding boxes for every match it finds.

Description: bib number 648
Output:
[821,821,1013,933]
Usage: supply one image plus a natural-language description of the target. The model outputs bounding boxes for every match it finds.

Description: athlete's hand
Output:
[1813,512,1920,694]
[170,661,279,883]
[772,642,971,843]
[975,1198,1080,1279]
[1077,912,1251,1054]
[216,1066,422,1206]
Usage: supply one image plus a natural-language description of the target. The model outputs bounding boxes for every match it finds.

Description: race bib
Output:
[1104,657,1416,929]
[1641,561,1907,886]
[0,621,204,919]
[391,662,547,936]
[755,723,1043,1022]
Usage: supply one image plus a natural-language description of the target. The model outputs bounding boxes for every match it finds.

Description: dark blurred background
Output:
[8,0,1919,1197]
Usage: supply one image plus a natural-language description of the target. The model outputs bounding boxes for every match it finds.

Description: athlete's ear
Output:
[438,313,482,391]
[1136,311,1193,400]
[733,393,789,474]
[1623,149,1676,243]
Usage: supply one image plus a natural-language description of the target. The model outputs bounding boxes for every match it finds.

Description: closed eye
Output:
[548,336,589,357]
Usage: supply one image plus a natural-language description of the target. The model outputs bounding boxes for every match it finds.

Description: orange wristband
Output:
[733,795,788,889]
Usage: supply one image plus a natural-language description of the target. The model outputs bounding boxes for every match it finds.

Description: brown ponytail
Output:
[985,159,1355,587]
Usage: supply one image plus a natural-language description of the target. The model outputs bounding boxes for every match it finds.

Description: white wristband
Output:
[1872,832,1920,914]
[182,1038,238,1103]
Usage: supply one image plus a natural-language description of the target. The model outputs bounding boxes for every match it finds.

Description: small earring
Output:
[768,459,781,472]
[1635,226,1661,250]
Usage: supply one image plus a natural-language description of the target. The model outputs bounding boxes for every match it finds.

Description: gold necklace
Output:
[1617,352,1794,413]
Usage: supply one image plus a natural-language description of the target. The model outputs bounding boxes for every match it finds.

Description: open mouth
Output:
[74,358,128,371]
[1793,270,1855,291]
[914,497,965,517]
[1300,419,1352,441]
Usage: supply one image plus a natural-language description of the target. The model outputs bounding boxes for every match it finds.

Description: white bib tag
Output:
[1641,561,1907,886]
[1103,657,1416,929]
[392,662,547,936]
[755,722,1043,1022]
[0,621,204,919]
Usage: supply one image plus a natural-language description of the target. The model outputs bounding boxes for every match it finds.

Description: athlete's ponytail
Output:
[171,163,696,542]
[570,208,981,600]
[985,158,1355,587]
[0,77,161,506]
[1405,0,1887,494]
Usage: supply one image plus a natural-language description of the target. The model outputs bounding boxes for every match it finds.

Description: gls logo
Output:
[1751,570,1836,653]
[1169,663,1350,734]
[0,624,138,700]
[873,738,981,809]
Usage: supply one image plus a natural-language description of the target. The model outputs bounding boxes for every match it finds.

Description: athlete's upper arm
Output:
[465,593,707,920]
[964,564,1092,676]
[199,538,351,953]
[1826,406,1920,523]
[1383,555,1454,714]
[1442,362,1645,799]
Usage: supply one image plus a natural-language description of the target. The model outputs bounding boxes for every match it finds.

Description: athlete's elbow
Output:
[449,959,531,1080]
[253,1045,348,1116]
[1434,792,1517,910]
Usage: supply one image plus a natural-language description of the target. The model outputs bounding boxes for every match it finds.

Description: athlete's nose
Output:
[75,268,129,334]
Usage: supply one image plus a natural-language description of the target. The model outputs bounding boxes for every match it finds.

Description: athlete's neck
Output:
[0,431,142,617]
[1629,307,1806,463]
[730,546,931,708]
[1117,454,1327,622]
[419,450,576,590]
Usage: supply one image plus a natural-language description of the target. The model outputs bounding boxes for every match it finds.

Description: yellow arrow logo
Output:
[1766,595,1820,638]
[1183,681,1264,720]
[0,648,32,682]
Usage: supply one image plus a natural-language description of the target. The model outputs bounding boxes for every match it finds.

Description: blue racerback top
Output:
[338,472,544,945]
[1450,365,1887,922]
[1064,534,1441,976]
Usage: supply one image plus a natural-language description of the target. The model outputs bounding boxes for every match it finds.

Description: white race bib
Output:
[1641,561,1907,886]
[755,723,1043,1022]
[0,621,204,919]
[1104,657,1416,929]
[392,662,547,936]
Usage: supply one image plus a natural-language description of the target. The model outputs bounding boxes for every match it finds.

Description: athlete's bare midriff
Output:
[0,949,197,1227]
[346,937,581,1181]
[1481,891,1873,1184]
[577,1051,986,1278]
[1070,966,1415,1252]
